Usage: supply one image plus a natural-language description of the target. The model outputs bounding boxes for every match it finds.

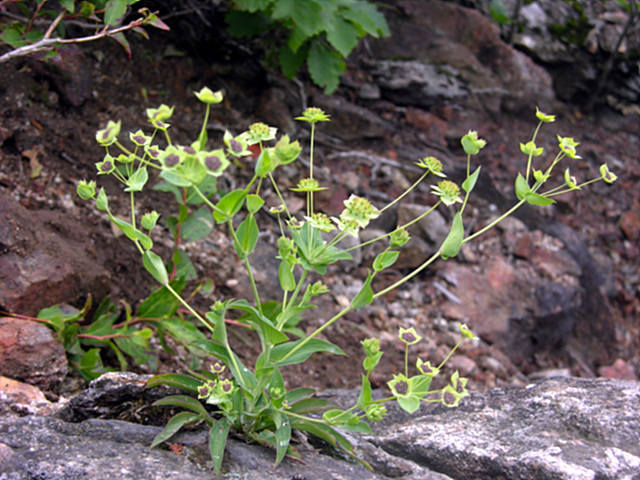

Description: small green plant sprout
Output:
[0,1,169,64]
[78,97,616,473]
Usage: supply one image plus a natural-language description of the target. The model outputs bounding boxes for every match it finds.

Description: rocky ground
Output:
[1,0,639,405]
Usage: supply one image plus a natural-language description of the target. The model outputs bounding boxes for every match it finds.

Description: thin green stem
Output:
[227,220,263,315]
[462,198,526,245]
[380,172,429,213]
[268,172,293,221]
[277,269,309,331]
[372,250,441,300]
[280,305,352,363]
[164,283,215,335]
[437,340,464,370]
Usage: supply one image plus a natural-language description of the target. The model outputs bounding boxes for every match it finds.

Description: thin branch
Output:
[0,16,146,64]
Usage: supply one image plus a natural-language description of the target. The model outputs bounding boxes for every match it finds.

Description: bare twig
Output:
[0,15,147,64]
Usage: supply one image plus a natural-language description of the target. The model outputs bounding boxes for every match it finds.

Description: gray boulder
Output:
[1,374,638,479]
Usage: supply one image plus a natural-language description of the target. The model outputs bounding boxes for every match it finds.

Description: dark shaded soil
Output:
[1,10,639,399]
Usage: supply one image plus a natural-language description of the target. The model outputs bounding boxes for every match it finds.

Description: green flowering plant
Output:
[77,96,616,473]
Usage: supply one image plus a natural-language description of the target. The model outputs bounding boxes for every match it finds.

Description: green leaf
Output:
[254,148,275,178]
[234,214,259,257]
[124,166,148,192]
[357,375,372,410]
[213,189,247,223]
[273,411,291,466]
[232,0,272,14]
[273,0,323,38]
[525,192,555,206]
[95,187,108,211]
[110,216,139,242]
[325,15,359,57]
[229,300,289,346]
[137,280,183,319]
[135,230,153,250]
[78,348,105,380]
[279,44,308,79]
[151,411,202,448]
[181,207,214,242]
[462,166,481,194]
[515,173,531,201]
[225,10,273,38]
[153,395,211,417]
[307,39,345,94]
[340,2,390,37]
[351,274,373,309]
[158,317,207,349]
[209,417,230,475]
[440,212,463,260]
[146,373,202,395]
[104,0,127,25]
[372,250,399,272]
[142,251,168,285]
[246,194,265,214]
[266,338,346,368]
[397,395,421,414]
[278,259,296,292]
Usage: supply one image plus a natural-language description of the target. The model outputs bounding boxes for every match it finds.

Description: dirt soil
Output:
[1,18,639,400]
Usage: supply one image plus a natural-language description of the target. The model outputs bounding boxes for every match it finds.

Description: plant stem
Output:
[280,305,352,363]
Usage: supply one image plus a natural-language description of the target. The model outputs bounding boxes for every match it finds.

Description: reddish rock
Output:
[0,317,67,391]
[598,359,638,381]
[618,209,640,241]
[0,191,111,317]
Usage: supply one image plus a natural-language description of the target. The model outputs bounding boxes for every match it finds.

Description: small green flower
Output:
[388,374,411,397]
[416,358,440,377]
[398,326,422,345]
[210,362,226,375]
[599,164,617,184]
[533,169,549,182]
[558,136,581,159]
[269,386,285,401]
[194,87,223,104]
[159,146,184,169]
[270,205,286,214]
[296,107,330,123]
[341,195,380,229]
[309,281,329,296]
[520,140,543,157]
[290,178,327,192]
[115,153,134,164]
[361,338,381,357]
[274,135,302,165]
[198,149,230,177]
[432,180,462,206]
[95,120,121,146]
[366,404,387,422]
[415,156,446,177]
[461,130,486,155]
[535,107,556,123]
[389,228,410,248]
[564,168,580,190]
[448,371,469,404]
[96,154,116,175]
[76,180,96,200]
[304,212,336,232]
[331,217,360,237]
[243,122,277,145]
[145,145,161,160]
[458,323,477,340]
[442,385,462,407]
[146,104,174,123]
[197,380,216,399]
[223,131,252,158]
[141,211,160,231]
[129,130,151,147]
